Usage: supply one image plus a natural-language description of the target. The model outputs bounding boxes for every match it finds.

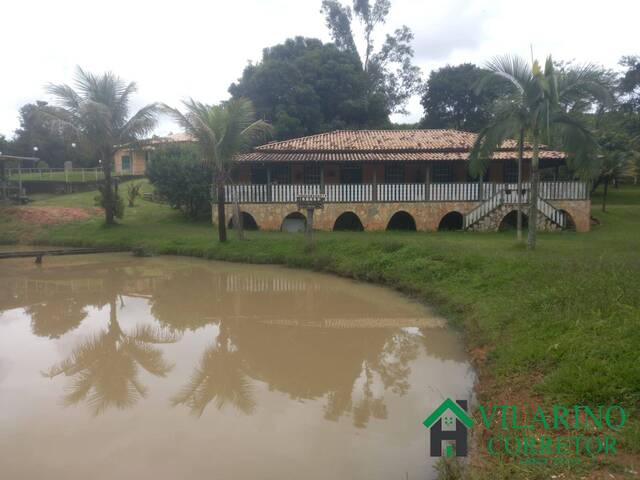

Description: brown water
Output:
[0,254,473,480]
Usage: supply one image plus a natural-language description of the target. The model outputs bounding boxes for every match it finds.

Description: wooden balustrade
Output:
[224,181,588,204]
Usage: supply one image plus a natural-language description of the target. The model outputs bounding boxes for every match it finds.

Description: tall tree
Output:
[470,55,611,250]
[11,101,92,168]
[321,0,422,114]
[38,67,159,224]
[619,55,640,113]
[163,98,273,243]
[229,37,387,140]
[420,64,504,132]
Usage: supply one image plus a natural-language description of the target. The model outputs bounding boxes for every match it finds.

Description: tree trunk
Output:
[305,208,314,245]
[602,178,609,212]
[527,131,540,251]
[233,201,245,240]
[217,182,227,243]
[517,128,524,242]
[102,152,115,225]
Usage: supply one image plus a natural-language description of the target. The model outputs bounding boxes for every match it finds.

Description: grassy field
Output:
[1,181,639,478]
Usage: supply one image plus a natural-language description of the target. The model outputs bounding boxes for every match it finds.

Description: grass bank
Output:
[1,181,639,478]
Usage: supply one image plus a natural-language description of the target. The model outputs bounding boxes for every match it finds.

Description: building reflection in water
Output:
[1,256,468,425]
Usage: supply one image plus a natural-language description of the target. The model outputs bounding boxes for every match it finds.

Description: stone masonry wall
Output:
[213,199,591,232]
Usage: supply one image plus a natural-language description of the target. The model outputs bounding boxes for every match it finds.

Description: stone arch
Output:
[281,212,306,233]
[228,211,259,230]
[386,211,417,231]
[437,211,464,231]
[333,211,364,231]
[559,210,576,231]
[499,210,528,231]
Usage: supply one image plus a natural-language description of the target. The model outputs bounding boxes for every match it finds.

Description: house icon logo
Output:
[422,398,473,457]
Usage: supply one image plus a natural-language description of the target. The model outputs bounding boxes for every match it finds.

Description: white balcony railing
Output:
[224,181,588,204]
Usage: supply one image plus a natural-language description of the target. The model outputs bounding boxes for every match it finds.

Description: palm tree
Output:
[163,98,273,242]
[39,67,159,225]
[470,55,611,249]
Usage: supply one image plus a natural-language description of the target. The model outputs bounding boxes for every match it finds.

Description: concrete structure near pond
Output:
[217,129,591,233]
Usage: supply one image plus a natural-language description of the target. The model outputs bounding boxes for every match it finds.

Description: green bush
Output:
[145,144,211,219]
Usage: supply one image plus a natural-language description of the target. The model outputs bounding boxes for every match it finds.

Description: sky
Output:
[1,0,638,139]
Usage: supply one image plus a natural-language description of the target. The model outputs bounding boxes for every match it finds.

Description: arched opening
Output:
[437,211,464,231]
[559,210,576,231]
[386,211,417,231]
[333,212,364,231]
[499,210,529,231]
[281,212,306,233]
[228,211,259,230]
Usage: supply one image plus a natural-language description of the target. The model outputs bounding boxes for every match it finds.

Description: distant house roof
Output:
[235,129,565,163]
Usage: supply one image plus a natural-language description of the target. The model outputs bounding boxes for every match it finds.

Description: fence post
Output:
[372,169,378,202]
[425,164,431,201]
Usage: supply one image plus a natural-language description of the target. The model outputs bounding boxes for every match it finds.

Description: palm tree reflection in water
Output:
[171,323,255,417]
[43,298,180,416]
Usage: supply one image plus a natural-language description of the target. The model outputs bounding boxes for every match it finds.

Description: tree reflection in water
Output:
[1,258,459,426]
[172,324,255,416]
[43,298,180,415]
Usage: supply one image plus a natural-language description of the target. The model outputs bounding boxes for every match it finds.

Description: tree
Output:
[11,101,92,168]
[470,55,611,250]
[420,64,504,132]
[619,55,640,113]
[38,67,159,224]
[163,98,273,243]
[145,144,211,219]
[321,0,422,114]
[229,37,388,140]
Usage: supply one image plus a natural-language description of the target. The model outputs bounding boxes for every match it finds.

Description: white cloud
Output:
[2,0,638,135]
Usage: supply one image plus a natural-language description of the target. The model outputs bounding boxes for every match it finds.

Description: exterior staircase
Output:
[464,185,567,231]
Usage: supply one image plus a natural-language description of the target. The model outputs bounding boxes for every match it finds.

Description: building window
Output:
[304,163,321,184]
[503,161,518,183]
[121,155,131,172]
[271,164,291,184]
[384,163,405,184]
[432,162,453,183]
[339,164,362,184]
[251,165,268,184]
[144,151,151,168]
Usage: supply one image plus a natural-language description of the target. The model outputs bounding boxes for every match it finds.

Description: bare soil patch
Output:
[1,206,102,225]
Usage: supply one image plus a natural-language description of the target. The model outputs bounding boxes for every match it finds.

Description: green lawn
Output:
[1,181,639,478]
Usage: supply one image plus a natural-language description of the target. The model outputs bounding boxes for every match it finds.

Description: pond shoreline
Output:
[1,184,639,478]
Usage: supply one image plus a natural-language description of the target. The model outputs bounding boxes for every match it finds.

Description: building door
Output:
[121,155,131,173]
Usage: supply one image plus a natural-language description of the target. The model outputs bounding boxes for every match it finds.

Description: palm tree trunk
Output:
[102,152,115,225]
[517,128,524,242]
[216,181,227,243]
[527,130,540,251]
[233,201,245,240]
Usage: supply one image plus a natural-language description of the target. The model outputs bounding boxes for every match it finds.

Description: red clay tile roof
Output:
[236,129,565,162]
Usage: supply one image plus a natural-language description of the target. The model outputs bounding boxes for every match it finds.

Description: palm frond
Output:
[120,103,160,143]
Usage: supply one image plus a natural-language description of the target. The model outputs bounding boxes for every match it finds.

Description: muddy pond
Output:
[0,254,474,479]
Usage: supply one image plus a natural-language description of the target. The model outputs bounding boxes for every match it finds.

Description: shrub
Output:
[145,144,211,219]
[127,182,142,207]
